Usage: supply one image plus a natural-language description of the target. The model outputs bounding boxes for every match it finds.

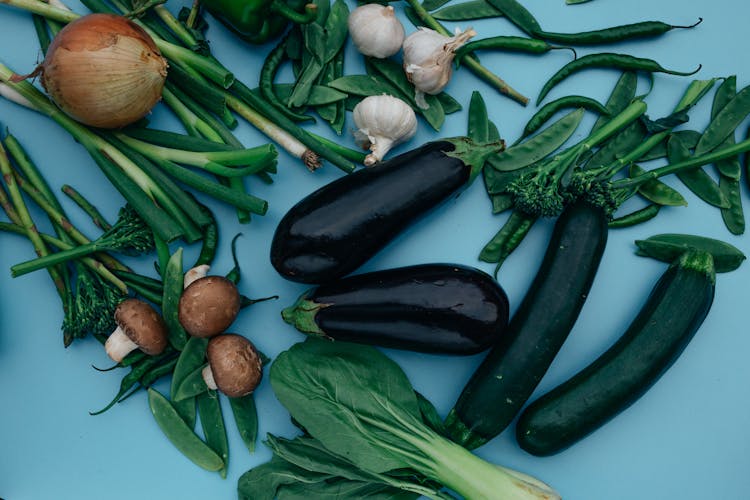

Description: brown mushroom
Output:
[104,298,168,362]
[178,275,241,338]
[202,334,262,398]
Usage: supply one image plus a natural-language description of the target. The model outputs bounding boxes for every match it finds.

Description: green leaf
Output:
[278,479,418,499]
[238,456,333,500]
[269,339,424,474]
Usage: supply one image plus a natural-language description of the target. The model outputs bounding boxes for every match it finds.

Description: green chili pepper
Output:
[200,0,318,45]
[479,210,537,274]
[260,32,315,123]
[521,95,608,140]
[535,19,702,46]
[608,204,661,229]
[457,36,576,62]
[538,53,701,103]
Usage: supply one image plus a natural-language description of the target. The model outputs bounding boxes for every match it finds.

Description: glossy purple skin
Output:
[308,264,509,354]
[270,142,468,284]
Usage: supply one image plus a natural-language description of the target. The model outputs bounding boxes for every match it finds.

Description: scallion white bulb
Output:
[352,95,418,166]
[348,4,405,59]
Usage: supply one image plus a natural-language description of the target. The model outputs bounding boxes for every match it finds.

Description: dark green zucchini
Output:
[281,263,509,355]
[516,250,716,456]
[445,201,609,449]
[270,138,502,284]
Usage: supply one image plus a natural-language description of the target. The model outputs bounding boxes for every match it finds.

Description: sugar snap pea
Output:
[696,83,750,155]
[433,0,502,21]
[635,234,746,272]
[162,248,189,351]
[436,92,462,114]
[171,336,208,425]
[456,36,576,62]
[639,130,701,162]
[719,176,745,235]
[590,71,638,135]
[148,388,224,471]
[493,108,584,171]
[710,76,742,179]
[468,91,490,143]
[538,53,701,103]
[629,164,687,207]
[669,135,729,208]
[608,204,661,228]
[230,393,260,453]
[197,391,230,478]
[174,363,210,402]
[535,19,702,46]
[520,95,608,140]
[479,210,537,272]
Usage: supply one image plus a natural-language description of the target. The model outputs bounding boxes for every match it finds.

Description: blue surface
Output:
[1,1,749,499]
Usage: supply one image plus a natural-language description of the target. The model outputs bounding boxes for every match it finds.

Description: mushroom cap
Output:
[206,334,262,398]
[113,298,168,355]
[178,276,241,338]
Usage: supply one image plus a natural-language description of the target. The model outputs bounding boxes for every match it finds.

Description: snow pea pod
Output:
[484,0,540,36]
[162,248,189,351]
[433,0,502,21]
[635,234,746,273]
[148,388,224,471]
[629,164,687,207]
[537,53,700,103]
[590,71,638,135]
[468,91,490,143]
[174,364,210,402]
[696,83,750,156]
[719,176,745,235]
[668,135,729,208]
[197,391,230,478]
[639,130,701,162]
[479,210,537,273]
[171,336,208,425]
[521,95,608,140]
[230,393,260,453]
[710,76,742,179]
[492,108,584,171]
[608,204,661,229]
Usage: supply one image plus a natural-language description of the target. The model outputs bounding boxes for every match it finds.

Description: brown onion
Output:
[36,13,168,129]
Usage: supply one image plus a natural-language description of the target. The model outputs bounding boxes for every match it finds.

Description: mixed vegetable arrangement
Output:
[1,0,749,499]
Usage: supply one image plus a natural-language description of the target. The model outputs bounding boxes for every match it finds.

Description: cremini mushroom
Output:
[105,298,168,362]
[178,275,241,338]
[202,334,262,398]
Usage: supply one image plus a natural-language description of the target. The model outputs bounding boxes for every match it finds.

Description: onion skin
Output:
[40,14,168,129]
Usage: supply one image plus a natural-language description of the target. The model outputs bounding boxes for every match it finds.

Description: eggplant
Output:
[281,263,510,355]
[270,139,503,283]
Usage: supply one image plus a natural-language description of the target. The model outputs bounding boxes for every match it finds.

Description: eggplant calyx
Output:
[443,136,506,184]
[281,295,330,336]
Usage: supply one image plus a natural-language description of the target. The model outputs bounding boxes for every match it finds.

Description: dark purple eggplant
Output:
[270,139,503,284]
[281,263,510,355]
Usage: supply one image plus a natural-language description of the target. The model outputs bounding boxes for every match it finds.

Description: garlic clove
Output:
[402,27,476,109]
[353,95,418,166]
[348,4,406,59]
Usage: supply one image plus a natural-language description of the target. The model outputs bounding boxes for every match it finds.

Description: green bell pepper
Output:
[201,0,318,44]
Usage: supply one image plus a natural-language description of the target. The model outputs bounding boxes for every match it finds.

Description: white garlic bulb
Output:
[402,27,476,109]
[348,4,405,59]
[352,95,418,166]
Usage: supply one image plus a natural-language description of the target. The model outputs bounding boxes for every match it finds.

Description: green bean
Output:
[230,393,259,454]
[162,249,189,351]
[457,36,575,62]
[261,33,314,123]
[590,71,638,135]
[148,388,224,471]
[197,391,229,478]
[608,204,661,228]
[479,210,537,274]
[521,95,608,140]
[491,108,584,171]
[695,83,750,155]
[538,53,701,103]
[668,135,729,208]
[433,0,502,21]
[536,19,702,46]
[485,0,541,37]
[174,364,210,402]
[635,234,746,272]
[710,76,742,179]
[629,164,687,207]
[719,176,745,235]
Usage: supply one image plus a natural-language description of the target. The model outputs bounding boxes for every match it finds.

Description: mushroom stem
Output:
[184,264,210,288]
[202,364,218,391]
[104,326,139,363]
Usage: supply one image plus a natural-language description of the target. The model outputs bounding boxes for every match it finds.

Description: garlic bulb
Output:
[37,14,168,129]
[348,4,405,59]
[402,27,476,109]
[353,95,417,166]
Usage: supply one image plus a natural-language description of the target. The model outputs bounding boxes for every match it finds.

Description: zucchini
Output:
[445,201,608,449]
[281,263,510,355]
[516,250,716,456]
[270,139,502,283]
